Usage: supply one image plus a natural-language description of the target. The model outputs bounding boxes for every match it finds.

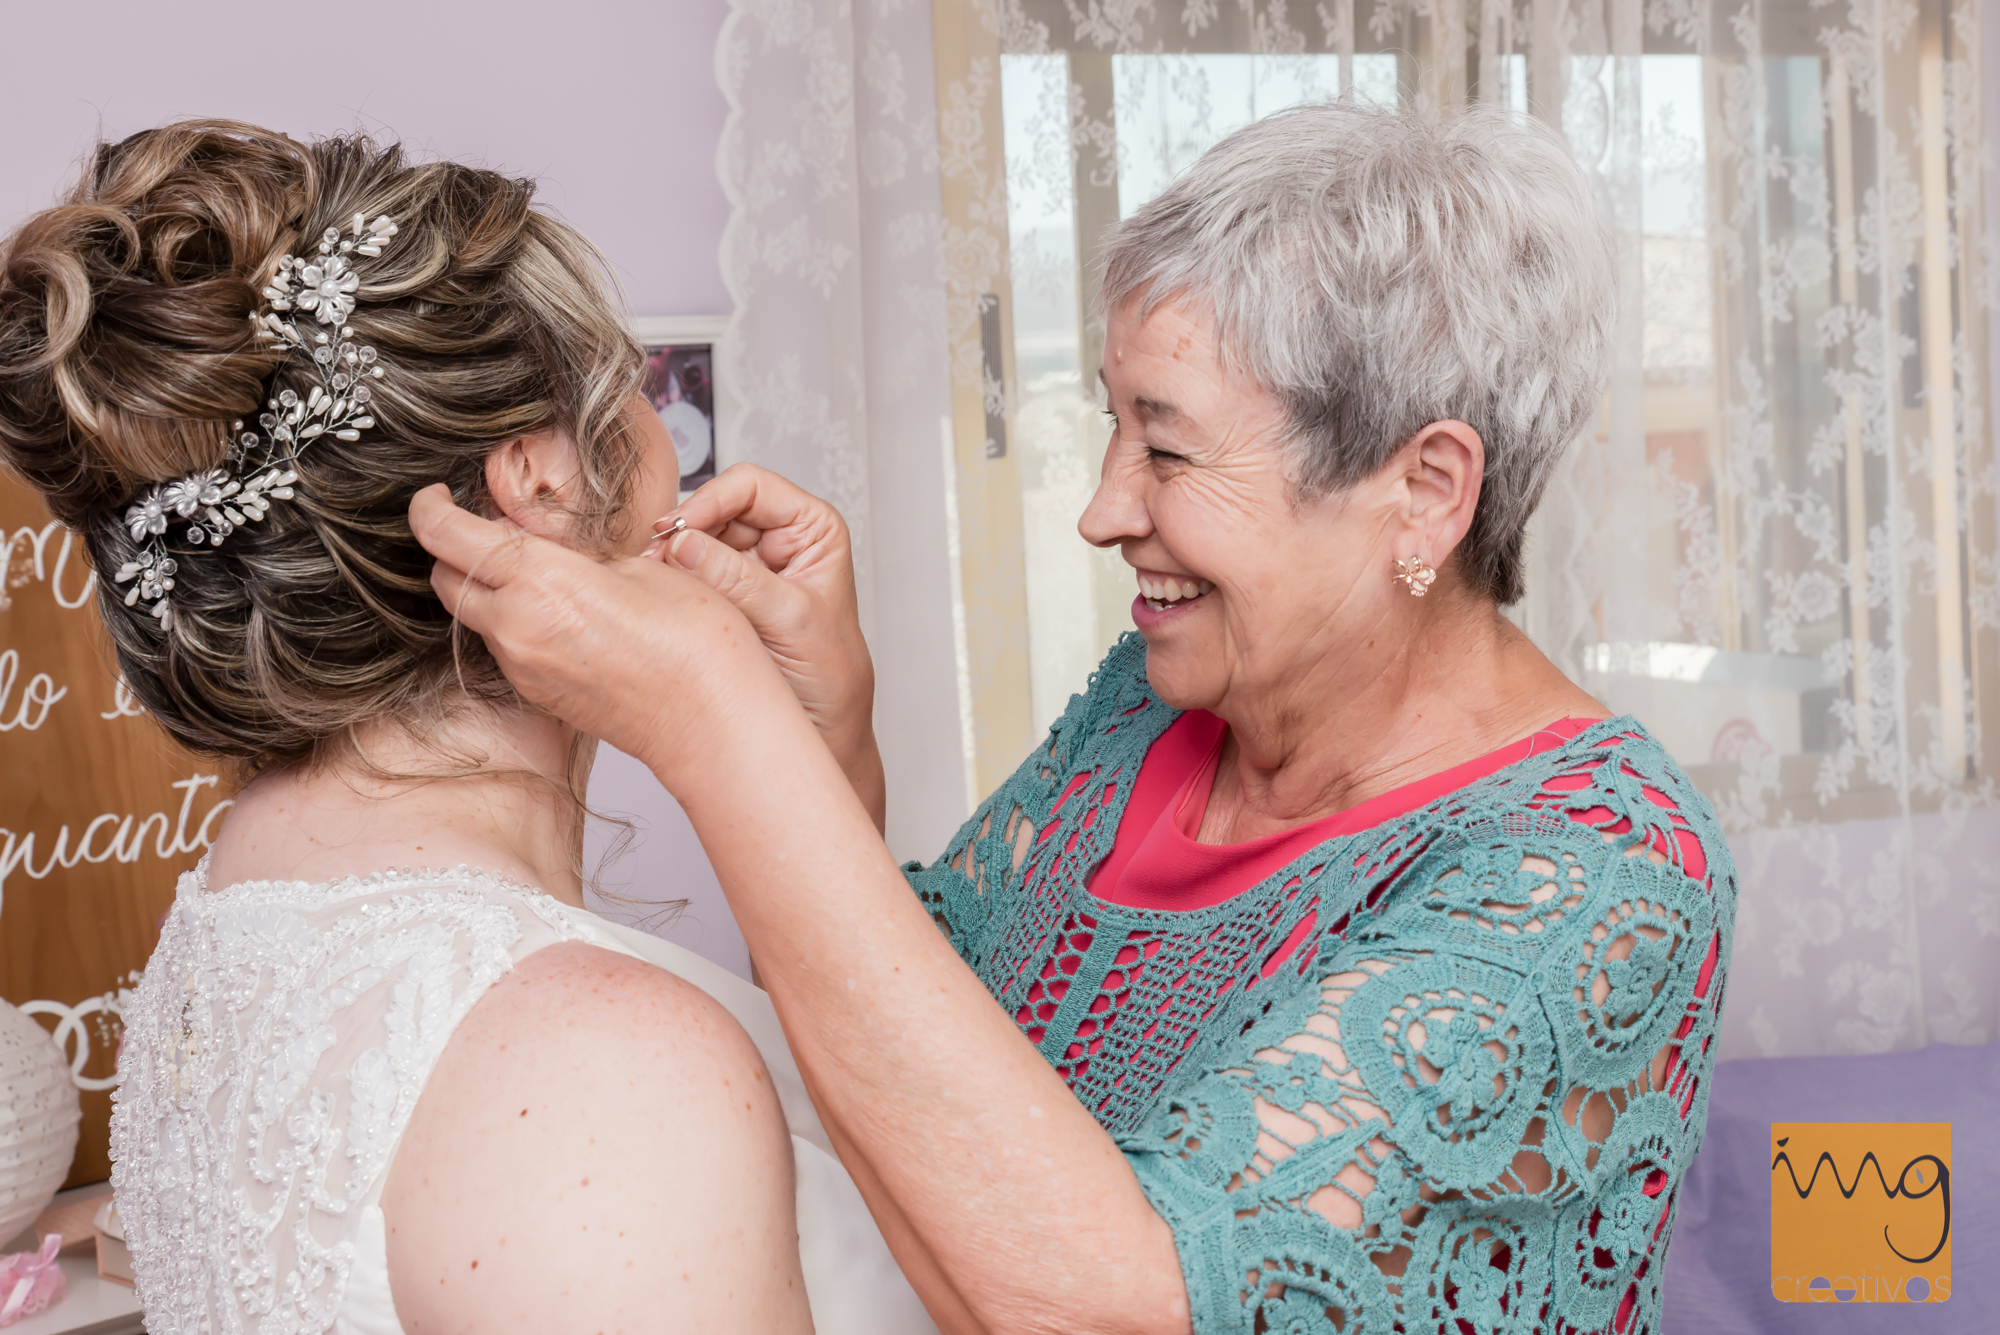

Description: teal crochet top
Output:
[905,634,1735,1334]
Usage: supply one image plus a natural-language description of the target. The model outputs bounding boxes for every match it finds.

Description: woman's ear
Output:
[484,429,583,541]
[1398,419,1484,564]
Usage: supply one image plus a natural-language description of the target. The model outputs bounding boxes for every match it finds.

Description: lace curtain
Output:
[721,0,2000,1058]
[715,0,976,859]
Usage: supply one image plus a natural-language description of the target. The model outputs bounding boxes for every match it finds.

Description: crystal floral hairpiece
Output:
[114,212,401,629]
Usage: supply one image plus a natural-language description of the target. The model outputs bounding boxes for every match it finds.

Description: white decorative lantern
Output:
[0,1000,81,1246]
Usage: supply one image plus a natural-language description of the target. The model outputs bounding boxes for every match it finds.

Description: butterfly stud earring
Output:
[1394,554,1437,597]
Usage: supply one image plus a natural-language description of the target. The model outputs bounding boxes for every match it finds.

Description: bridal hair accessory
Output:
[114,213,401,629]
[1393,553,1437,597]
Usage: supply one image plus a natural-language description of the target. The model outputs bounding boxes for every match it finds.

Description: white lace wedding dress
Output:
[109,862,939,1335]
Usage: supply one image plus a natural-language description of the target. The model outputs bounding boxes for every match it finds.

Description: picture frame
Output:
[630,315,727,497]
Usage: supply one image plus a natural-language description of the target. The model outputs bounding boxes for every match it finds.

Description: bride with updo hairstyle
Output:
[0,119,642,757]
[0,121,934,1335]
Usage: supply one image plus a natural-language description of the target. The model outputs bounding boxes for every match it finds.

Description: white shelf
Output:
[629,314,727,345]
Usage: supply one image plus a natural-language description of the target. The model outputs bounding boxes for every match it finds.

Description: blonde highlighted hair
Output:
[0,120,646,766]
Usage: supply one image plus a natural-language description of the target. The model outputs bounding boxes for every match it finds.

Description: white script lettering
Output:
[0,775,232,913]
[99,676,146,721]
[1,521,97,611]
[0,649,67,730]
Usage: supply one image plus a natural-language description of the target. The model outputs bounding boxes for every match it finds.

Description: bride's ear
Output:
[484,429,584,541]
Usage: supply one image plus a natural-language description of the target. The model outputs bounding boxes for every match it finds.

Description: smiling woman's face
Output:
[1080,295,1404,716]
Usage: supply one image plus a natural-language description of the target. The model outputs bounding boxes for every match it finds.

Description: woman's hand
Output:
[407,484,798,782]
[651,464,884,830]
[413,483,1191,1335]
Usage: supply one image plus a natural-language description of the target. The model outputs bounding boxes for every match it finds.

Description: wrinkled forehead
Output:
[1099,295,1282,431]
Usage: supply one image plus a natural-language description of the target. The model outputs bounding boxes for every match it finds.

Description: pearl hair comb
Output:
[114,212,401,629]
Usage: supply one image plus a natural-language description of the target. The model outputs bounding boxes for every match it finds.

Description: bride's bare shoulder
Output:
[382,942,812,1334]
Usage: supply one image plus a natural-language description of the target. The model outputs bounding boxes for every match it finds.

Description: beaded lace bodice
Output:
[907,635,1736,1334]
[109,863,938,1335]
[108,864,590,1335]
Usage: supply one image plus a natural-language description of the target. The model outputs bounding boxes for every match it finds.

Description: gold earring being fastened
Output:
[1394,554,1436,597]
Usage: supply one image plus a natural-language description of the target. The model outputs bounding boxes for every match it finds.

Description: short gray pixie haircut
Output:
[1099,100,1615,606]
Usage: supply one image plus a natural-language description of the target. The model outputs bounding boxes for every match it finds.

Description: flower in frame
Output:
[294,253,360,324]
[160,470,229,518]
[126,491,169,542]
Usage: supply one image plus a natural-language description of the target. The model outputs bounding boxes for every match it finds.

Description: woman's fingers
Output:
[667,528,805,631]
[428,558,489,631]
[411,485,521,633]
[646,515,765,559]
[717,518,766,554]
[642,465,880,823]
[659,466,845,582]
[413,483,590,651]
[675,464,841,542]
[411,483,804,774]
[409,485,528,590]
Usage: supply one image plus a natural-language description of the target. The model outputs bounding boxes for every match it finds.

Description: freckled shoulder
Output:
[382,941,811,1334]
[112,868,817,1333]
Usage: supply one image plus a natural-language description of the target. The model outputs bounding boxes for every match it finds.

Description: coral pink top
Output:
[1087,710,1603,913]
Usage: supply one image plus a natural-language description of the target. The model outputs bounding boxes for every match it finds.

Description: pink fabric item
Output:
[1087,710,1602,912]
[0,1235,65,1327]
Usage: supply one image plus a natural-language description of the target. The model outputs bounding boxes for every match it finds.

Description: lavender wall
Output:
[2,0,753,978]
[1,0,732,315]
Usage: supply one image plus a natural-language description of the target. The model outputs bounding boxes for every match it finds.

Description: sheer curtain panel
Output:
[723,0,2000,1057]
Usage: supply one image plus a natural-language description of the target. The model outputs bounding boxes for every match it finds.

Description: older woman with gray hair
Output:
[415,100,1735,1334]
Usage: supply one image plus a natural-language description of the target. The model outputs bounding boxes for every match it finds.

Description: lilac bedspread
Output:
[1662,1039,1997,1332]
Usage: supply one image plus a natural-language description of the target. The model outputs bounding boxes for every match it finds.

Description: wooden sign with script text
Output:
[0,472,232,1187]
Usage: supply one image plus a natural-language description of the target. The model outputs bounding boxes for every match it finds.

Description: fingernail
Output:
[667,529,701,570]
